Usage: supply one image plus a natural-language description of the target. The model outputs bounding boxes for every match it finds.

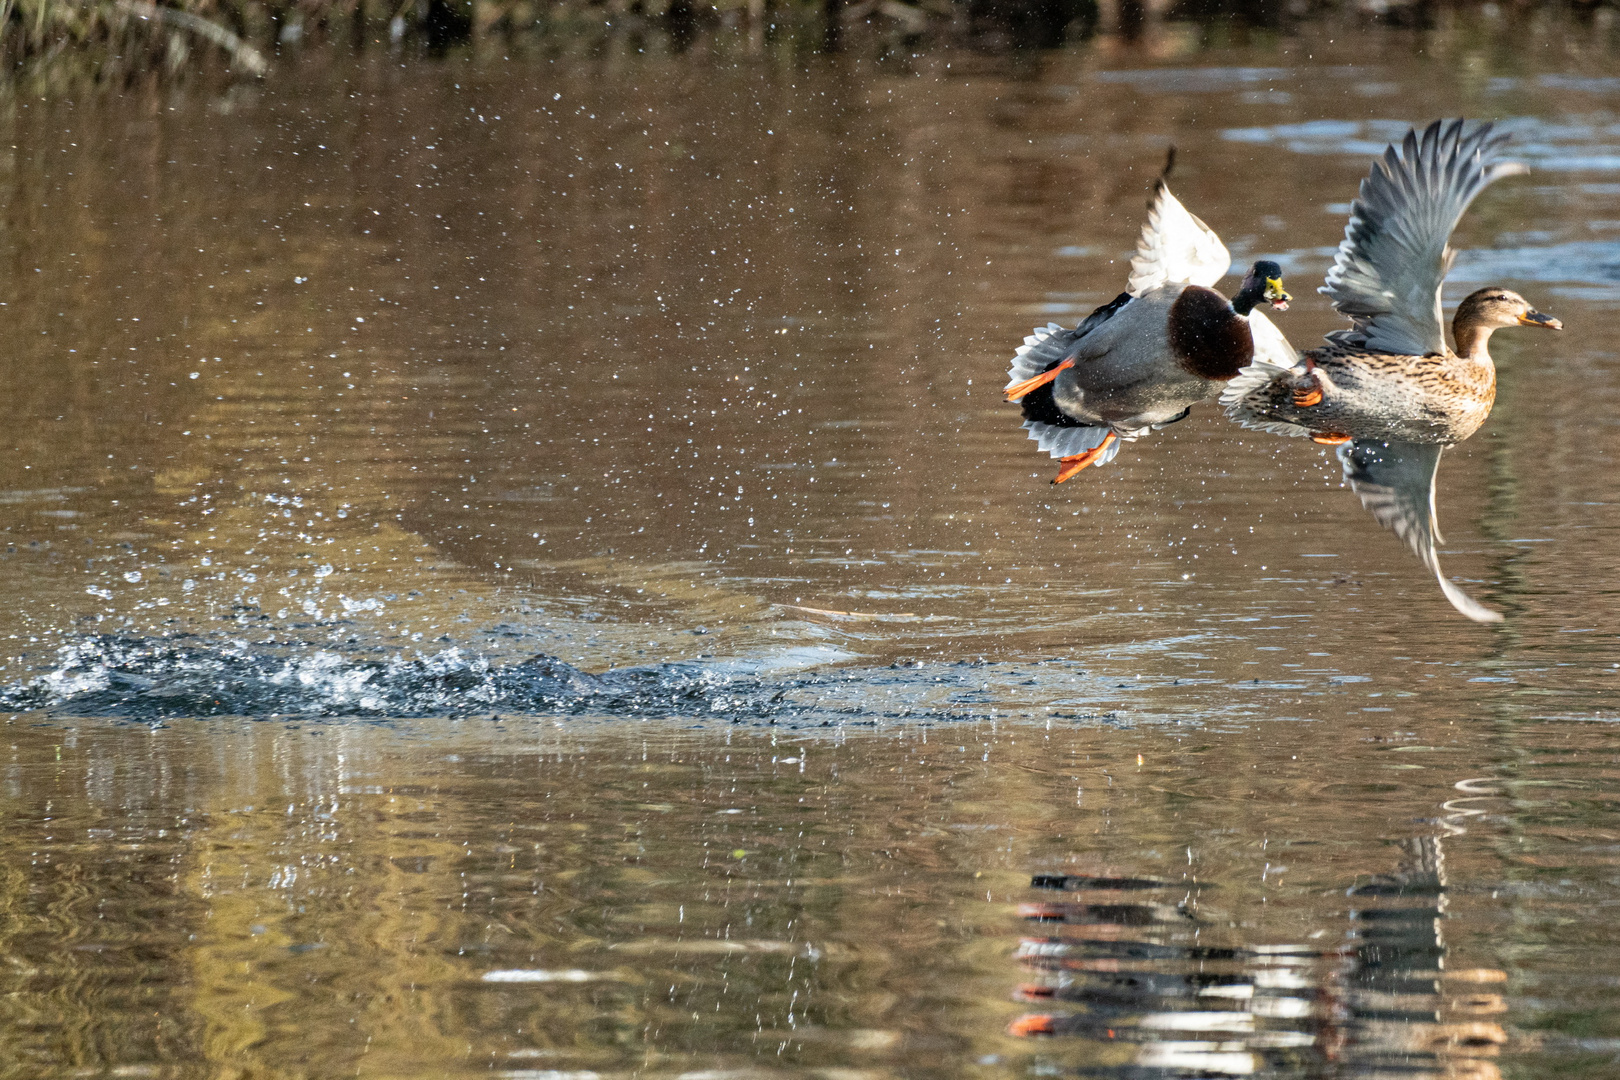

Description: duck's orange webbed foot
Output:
[1311,432,1352,446]
[1005,359,1074,401]
[1290,358,1324,408]
[1053,432,1117,484]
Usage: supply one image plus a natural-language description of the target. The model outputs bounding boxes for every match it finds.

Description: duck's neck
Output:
[1229,278,1265,316]
[1452,316,1499,361]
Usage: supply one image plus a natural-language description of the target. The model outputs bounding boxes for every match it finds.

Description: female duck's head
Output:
[1454,287,1561,357]
[1231,260,1291,315]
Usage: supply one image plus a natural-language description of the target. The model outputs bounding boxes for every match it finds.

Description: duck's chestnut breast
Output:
[1167,285,1253,381]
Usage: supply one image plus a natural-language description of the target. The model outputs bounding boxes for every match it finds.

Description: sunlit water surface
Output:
[0,10,1619,1077]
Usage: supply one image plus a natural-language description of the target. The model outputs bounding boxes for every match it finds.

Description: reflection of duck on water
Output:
[1007,836,1507,1078]
[1003,152,1290,483]
[1325,836,1509,1077]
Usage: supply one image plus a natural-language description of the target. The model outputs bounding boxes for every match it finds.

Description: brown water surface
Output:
[0,11,1618,1077]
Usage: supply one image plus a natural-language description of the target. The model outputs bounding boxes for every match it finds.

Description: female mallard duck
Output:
[1221,119,1562,623]
[1005,154,1291,483]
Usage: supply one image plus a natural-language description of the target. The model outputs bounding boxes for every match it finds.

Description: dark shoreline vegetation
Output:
[1,0,1616,88]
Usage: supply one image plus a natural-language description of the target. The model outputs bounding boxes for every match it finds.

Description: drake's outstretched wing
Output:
[1321,119,1526,357]
[1338,438,1503,623]
[1126,178,1231,296]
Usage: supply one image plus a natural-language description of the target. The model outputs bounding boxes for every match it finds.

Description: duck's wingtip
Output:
[1439,575,1505,623]
[1236,416,1312,437]
[1429,547,1503,623]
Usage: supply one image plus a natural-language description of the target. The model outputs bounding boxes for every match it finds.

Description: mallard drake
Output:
[1220,119,1562,622]
[1005,154,1291,484]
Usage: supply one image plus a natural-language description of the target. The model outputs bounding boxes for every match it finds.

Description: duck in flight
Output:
[1004,153,1291,484]
[1221,119,1561,623]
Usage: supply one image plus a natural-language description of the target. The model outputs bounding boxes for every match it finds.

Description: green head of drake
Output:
[1232,259,1290,315]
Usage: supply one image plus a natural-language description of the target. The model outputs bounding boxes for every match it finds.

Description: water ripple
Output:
[1224,117,1620,172]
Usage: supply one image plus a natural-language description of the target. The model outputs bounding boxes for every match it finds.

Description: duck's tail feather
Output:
[1338,439,1503,623]
[1023,420,1127,465]
[1005,294,1135,391]
[1007,323,1081,389]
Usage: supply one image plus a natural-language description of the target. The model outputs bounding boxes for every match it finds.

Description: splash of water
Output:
[0,635,786,721]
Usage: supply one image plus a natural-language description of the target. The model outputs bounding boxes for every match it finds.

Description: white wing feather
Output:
[1245,307,1299,371]
[1126,179,1231,297]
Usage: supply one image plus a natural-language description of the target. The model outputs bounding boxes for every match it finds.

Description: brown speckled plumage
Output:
[1233,339,1495,444]
[1225,288,1556,446]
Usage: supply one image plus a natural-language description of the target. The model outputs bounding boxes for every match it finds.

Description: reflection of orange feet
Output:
[1311,432,1352,446]
[1053,432,1117,484]
[1017,902,1067,921]
[1009,1014,1056,1037]
[1006,359,1074,400]
[1014,984,1056,1001]
[1292,386,1323,407]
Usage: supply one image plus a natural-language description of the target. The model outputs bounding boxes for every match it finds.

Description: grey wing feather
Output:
[1005,295,1134,389]
[1338,439,1503,623]
[1321,119,1528,357]
[1126,180,1231,296]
